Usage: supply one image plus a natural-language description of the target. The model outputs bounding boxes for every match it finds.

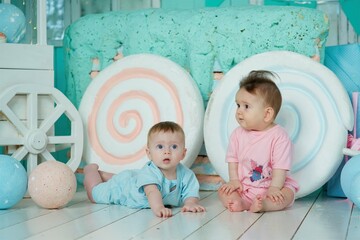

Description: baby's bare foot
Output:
[227,200,246,212]
[250,195,263,213]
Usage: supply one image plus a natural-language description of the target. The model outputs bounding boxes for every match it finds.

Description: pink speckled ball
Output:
[28,161,77,209]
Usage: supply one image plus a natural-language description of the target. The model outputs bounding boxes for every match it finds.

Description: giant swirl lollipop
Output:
[204,51,353,198]
[79,54,204,173]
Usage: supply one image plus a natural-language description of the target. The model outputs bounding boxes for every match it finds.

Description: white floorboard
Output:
[186,206,262,240]
[0,187,357,240]
[347,205,360,240]
[293,191,353,240]
[241,192,319,240]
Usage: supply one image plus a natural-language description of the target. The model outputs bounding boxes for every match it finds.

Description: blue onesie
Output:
[92,161,200,208]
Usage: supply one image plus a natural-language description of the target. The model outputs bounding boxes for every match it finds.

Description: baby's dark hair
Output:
[147,121,185,144]
[240,70,282,117]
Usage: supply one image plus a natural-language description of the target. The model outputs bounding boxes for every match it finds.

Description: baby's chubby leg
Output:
[99,171,114,182]
[83,164,104,203]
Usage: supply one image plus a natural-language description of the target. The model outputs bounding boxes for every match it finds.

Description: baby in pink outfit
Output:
[218,70,299,213]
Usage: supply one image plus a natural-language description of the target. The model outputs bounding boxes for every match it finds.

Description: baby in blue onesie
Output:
[83,121,205,218]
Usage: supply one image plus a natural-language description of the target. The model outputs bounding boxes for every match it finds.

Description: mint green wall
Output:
[340,0,360,35]
[161,0,205,9]
[54,47,67,98]
[54,46,70,136]
[161,0,249,9]
[205,0,225,7]
[54,46,71,163]
[264,0,316,8]
[228,0,251,7]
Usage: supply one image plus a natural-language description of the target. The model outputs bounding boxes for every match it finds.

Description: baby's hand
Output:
[267,186,285,204]
[181,202,206,213]
[219,180,242,195]
[154,207,172,218]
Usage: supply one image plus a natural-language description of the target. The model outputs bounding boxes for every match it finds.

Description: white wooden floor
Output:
[1,186,359,240]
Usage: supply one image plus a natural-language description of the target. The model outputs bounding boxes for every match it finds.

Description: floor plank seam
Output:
[290,189,322,239]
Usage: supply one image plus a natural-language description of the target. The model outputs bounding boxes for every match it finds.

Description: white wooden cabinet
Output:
[0,43,54,129]
[0,1,82,173]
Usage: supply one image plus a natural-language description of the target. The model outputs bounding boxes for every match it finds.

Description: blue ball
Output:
[0,155,28,209]
[0,3,26,43]
[349,174,360,207]
[341,155,360,199]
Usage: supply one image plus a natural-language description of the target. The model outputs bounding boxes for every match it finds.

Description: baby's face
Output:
[235,88,269,131]
[146,131,186,177]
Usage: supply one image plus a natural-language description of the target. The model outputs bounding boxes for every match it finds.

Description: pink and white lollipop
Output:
[79,54,204,173]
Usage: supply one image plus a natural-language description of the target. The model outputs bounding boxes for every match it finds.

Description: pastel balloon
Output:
[0,155,27,209]
[340,155,360,199]
[349,173,360,207]
[0,3,26,43]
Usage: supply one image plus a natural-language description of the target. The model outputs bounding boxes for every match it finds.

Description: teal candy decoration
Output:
[324,44,360,101]
[205,0,225,7]
[0,155,28,209]
[340,155,360,199]
[0,3,26,43]
[340,0,360,35]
